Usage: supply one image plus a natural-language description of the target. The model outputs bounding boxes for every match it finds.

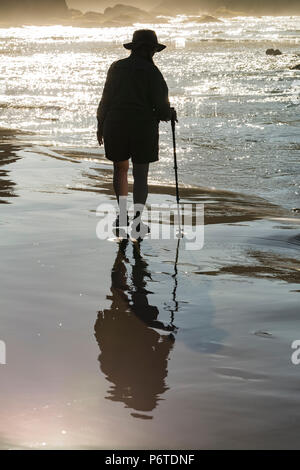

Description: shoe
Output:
[131,214,150,241]
[113,214,129,238]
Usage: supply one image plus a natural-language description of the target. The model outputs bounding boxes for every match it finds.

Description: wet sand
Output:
[1,128,300,449]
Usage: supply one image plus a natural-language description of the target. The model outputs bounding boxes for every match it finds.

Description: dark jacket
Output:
[97,54,172,134]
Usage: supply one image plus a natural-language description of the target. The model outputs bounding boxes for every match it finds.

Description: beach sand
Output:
[1,128,300,449]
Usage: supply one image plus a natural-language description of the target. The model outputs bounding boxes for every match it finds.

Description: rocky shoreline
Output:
[2,1,300,28]
[0,3,228,28]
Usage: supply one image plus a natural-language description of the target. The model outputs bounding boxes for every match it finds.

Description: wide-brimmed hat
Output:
[123,29,166,52]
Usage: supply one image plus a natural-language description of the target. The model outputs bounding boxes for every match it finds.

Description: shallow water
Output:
[0,135,300,448]
[0,16,299,209]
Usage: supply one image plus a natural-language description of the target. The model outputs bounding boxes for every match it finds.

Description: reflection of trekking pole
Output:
[165,236,180,335]
[170,237,180,330]
[171,111,183,238]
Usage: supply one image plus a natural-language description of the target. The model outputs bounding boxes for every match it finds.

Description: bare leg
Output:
[113,160,129,201]
[132,162,149,216]
[132,163,150,239]
[113,160,129,226]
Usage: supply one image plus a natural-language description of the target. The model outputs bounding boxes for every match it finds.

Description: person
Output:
[97,29,177,238]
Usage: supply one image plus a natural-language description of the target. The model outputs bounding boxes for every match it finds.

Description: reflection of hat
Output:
[123,29,166,52]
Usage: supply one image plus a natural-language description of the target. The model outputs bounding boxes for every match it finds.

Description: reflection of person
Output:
[96,29,177,234]
[0,138,21,204]
[94,240,176,418]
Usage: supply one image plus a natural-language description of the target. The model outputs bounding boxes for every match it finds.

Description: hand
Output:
[170,107,178,123]
[97,129,103,146]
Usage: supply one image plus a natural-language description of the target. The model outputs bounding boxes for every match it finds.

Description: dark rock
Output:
[186,15,222,23]
[215,7,246,17]
[0,0,158,28]
[71,4,155,27]
[69,4,157,28]
[103,4,152,23]
[109,14,136,24]
[266,48,282,56]
[290,64,300,70]
[82,11,104,21]
[69,9,82,18]
[71,11,105,27]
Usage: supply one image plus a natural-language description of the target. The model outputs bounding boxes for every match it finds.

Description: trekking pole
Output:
[171,111,183,238]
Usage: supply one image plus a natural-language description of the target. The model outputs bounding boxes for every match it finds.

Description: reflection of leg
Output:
[131,242,176,332]
[113,239,129,269]
[109,239,130,305]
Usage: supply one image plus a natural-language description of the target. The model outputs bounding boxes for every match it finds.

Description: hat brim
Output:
[123,42,166,52]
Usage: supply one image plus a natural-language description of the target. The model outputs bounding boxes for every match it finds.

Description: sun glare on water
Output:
[0,16,299,207]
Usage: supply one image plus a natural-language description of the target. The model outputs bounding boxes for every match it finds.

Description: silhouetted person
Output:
[97,30,177,236]
[94,240,176,418]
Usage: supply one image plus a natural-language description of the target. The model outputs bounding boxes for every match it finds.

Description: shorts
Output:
[103,118,159,164]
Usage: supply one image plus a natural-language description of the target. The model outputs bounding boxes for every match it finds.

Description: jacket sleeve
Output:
[97,63,115,133]
[149,66,172,122]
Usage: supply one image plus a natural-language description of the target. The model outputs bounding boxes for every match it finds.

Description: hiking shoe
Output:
[131,215,150,241]
[113,214,129,238]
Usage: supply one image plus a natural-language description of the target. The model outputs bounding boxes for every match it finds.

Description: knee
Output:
[133,164,149,182]
[114,161,129,175]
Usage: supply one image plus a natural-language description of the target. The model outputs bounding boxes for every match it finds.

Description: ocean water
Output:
[0,16,299,209]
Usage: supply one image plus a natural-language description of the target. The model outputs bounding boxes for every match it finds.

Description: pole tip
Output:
[176,230,184,239]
